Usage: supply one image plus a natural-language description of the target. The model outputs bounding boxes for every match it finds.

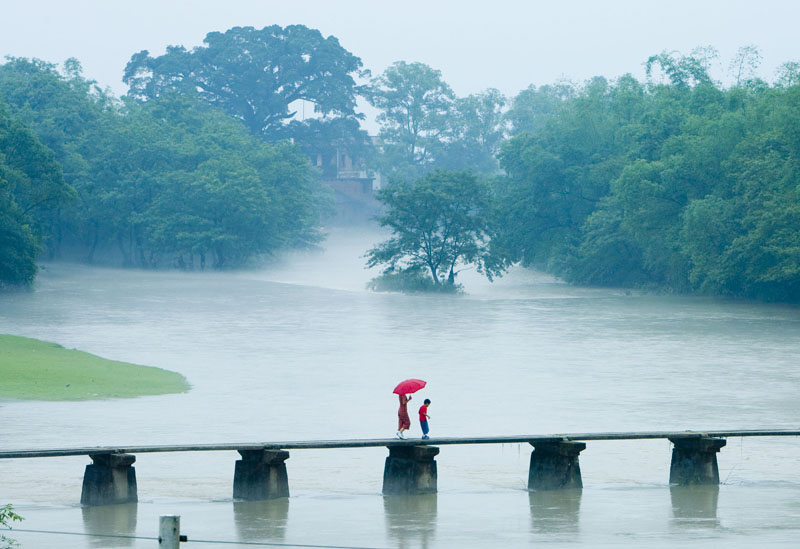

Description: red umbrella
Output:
[393,378,426,395]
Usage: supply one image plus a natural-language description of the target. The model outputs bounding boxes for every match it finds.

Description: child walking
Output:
[419,399,431,439]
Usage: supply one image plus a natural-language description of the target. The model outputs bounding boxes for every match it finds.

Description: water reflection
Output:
[81,503,137,547]
[529,489,582,534]
[383,494,437,549]
[670,485,720,527]
[233,498,289,543]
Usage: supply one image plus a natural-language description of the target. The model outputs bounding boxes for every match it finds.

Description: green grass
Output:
[0,334,190,400]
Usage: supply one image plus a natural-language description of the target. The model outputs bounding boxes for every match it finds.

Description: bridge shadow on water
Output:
[81,502,137,547]
[383,494,437,549]
[529,489,582,534]
[233,498,290,543]
[669,485,720,528]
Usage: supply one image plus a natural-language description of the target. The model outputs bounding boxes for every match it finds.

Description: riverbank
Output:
[0,334,189,400]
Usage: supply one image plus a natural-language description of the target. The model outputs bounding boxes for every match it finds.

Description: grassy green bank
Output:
[0,334,189,400]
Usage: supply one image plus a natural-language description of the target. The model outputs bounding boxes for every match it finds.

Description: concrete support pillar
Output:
[382,445,439,495]
[669,437,726,485]
[158,515,181,549]
[528,440,586,491]
[80,453,138,506]
[233,449,290,500]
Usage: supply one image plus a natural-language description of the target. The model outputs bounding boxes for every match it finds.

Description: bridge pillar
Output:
[383,445,439,495]
[528,440,586,491]
[233,449,290,500]
[669,437,726,485]
[81,453,138,506]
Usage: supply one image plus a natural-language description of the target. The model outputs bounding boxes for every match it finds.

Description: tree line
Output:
[0,55,325,286]
[494,50,800,302]
[367,48,800,302]
[2,26,799,302]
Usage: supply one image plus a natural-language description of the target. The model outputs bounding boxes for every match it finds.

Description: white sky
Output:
[2,0,799,131]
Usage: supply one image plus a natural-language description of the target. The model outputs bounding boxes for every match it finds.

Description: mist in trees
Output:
[367,61,507,180]
[2,30,800,302]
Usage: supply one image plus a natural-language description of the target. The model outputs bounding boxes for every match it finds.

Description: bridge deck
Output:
[1,429,798,459]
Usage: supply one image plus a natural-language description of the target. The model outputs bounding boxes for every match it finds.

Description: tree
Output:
[89,94,323,269]
[0,56,111,259]
[367,62,455,179]
[729,45,762,87]
[645,47,719,88]
[1,504,22,548]
[366,170,508,289]
[438,88,507,173]
[0,58,324,272]
[505,81,574,136]
[123,25,366,142]
[775,61,800,87]
[0,99,70,287]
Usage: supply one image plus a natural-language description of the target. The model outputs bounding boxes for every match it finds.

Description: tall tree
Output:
[367,61,455,179]
[645,47,719,88]
[123,25,366,141]
[729,45,762,87]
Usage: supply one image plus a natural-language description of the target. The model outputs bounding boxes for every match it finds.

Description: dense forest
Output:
[497,51,800,302]
[1,26,799,302]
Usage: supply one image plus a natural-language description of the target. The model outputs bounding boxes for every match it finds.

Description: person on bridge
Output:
[419,399,431,439]
[397,393,412,439]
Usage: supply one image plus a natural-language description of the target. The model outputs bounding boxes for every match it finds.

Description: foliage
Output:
[367,61,455,179]
[497,49,800,302]
[366,170,508,290]
[1,503,22,549]
[368,62,508,178]
[0,57,324,273]
[505,81,574,136]
[438,88,507,173]
[123,25,366,142]
[0,95,70,287]
[367,267,462,294]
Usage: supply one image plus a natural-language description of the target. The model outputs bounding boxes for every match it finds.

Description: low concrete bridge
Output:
[1,429,797,506]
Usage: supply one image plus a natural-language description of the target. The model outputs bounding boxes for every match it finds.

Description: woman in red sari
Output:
[397,393,412,439]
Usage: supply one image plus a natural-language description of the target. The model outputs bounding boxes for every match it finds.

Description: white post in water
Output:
[159,515,180,548]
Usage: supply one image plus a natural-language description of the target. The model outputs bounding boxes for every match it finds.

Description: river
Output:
[1,229,799,548]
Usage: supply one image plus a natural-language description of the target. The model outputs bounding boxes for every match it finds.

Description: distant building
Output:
[314,140,383,225]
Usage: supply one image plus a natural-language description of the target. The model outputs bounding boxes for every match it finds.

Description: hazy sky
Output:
[2,0,799,129]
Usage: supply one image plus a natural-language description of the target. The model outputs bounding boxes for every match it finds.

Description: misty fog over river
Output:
[2,229,800,548]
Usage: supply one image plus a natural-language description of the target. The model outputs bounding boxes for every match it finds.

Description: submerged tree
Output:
[366,170,508,290]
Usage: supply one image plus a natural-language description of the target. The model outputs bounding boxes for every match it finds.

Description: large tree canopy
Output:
[123,25,366,141]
